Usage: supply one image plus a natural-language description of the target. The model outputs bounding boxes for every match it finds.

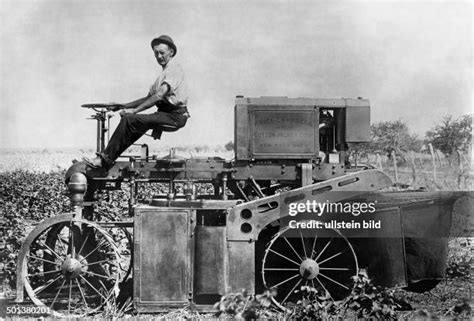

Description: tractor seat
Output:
[146,124,180,140]
[160,124,179,132]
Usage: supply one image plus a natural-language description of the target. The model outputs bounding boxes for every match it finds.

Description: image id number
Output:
[6,305,50,316]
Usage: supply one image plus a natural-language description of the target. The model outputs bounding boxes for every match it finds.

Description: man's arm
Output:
[121,96,150,109]
[121,83,169,115]
[110,96,148,111]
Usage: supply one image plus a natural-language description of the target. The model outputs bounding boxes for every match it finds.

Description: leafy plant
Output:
[214,270,401,320]
[446,238,472,279]
[101,294,133,318]
[213,289,283,320]
[341,269,400,319]
[0,170,70,288]
[284,286,339,319]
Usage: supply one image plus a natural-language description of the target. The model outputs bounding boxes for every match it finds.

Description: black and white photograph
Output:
[0,0,472,318]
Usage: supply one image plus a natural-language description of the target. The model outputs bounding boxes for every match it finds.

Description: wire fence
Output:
[353,144,472,191]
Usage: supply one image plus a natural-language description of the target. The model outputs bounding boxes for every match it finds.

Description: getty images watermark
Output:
[287,200,381,230]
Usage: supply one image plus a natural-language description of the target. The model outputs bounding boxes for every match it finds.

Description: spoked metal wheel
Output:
[17,214,122,317]
[261,224,358,309]
[96,211,133,282]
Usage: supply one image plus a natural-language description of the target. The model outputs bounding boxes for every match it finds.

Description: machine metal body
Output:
[15,97,465,316]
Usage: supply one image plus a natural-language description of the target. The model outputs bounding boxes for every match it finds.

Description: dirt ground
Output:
[1,276,471,319]
[395,277,472,319]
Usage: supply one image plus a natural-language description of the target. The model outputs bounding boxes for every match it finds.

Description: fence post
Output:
[391,150,398,183]
[456,150,463,189]
[376,153,383,171]
[428,143,437,182]
[456,150,463,171]
[435,149,444,167]
[417,149,423,167]
[410,151,416,185]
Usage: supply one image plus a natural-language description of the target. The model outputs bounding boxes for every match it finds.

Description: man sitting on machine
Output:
[84,35,189,169]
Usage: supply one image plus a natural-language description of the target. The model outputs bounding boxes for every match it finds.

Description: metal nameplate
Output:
[251,109,316,157]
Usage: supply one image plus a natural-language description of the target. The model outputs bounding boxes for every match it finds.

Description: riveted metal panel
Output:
[133,206,191,311]
[194,226,226,296]
[227,241,255,294]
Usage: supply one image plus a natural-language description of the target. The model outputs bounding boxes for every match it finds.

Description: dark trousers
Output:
[100,107,187,166]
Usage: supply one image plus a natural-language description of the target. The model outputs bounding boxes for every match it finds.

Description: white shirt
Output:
[149,58,188,107]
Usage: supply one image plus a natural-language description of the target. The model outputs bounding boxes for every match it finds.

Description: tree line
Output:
[352,114,472,158]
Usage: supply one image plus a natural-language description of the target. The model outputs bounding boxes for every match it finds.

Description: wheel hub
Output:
[61,257,85,279]
[299,259,319,280]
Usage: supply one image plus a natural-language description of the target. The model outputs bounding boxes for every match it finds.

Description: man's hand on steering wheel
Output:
[109,103,125,112]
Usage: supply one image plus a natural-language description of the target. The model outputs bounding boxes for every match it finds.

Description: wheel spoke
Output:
[34,274,63,295]
[37,240,63,261]
[319,267,349,271]
[99,280,108,292]
[281,278,302,304]
[27,269,62,278]
[57,236,69,256]
[75,278,89,310]
[317,251,343,265]
[268,249,300,266]
[77,231,91,257]
[318,272,349,290]
[311,234,318,260]
[314,238,333,262]
[79,275,108,301]
[81,240,106,261]
[68,279,73,314]
[99,279,114,300]
[264,268,299,271]
[50,278,67,309]
[270,273,300,289]
[299,230,308,259]
[69,224,76,257]
[283,237,303,262]
[85,259,118,267]
[84,270,113,281]
[315,276,334,301]
[27,254,58,265]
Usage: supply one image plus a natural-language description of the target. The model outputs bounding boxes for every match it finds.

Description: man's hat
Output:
[151,35,177,56]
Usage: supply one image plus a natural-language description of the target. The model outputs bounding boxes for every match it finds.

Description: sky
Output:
[0,0,472,149]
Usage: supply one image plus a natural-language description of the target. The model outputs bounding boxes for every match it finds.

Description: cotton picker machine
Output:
[15,96,469,316]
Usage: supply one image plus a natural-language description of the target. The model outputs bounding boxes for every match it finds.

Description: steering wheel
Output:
[81,103,124,112]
